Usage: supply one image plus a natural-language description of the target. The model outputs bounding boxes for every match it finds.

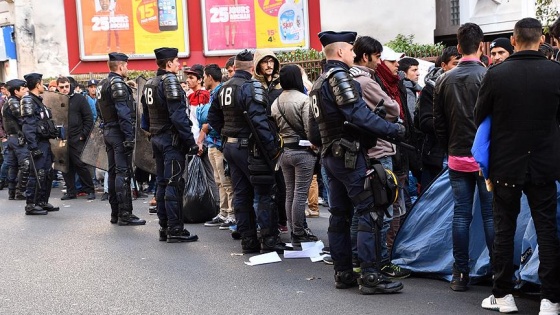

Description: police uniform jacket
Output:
[474,50,560,184]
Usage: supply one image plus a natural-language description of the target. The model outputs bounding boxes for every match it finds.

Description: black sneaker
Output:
[159,228,167,241]
[204,215,225,227]
[100,192,109,201]
[358,272,404,295]
[87,193,96,200]
[450,270,469,291]
[39,202,59,212]
[219,217,236,230]
[61,193,77,200]
[323,255,333,265]
[291,229,319,246]
[380,263,412,279]
[167,228,199,243]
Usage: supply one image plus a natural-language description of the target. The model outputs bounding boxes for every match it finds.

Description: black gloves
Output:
[187,144,199,156]
[31,149,43,159]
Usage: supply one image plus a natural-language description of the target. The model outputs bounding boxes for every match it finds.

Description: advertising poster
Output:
[76,0,190,61]
[201,0,309,56]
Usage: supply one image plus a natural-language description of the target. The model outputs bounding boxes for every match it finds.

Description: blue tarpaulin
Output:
[392,168,559,287]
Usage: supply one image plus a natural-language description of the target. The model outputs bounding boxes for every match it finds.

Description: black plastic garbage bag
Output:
[183,156,218,223]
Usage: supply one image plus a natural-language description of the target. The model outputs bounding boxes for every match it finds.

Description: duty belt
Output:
[226,137,249,143]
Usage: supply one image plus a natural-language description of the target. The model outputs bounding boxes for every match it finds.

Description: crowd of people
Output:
[1,15,559,314]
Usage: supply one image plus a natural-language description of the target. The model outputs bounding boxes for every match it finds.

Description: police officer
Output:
[308,31,405,294]
[98,52,146,226]
[2,79,30,201]
[21,73,60,214]
[208,50,287,254]
[141,47,198,243]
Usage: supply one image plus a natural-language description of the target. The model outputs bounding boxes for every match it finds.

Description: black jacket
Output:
[67,93,94,145]
[418,67,446,167]
[434,60,486,156]
[474,50,560,184]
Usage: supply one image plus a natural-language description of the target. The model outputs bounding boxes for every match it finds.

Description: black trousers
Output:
[491,180,560,302]
[62,140,94,195]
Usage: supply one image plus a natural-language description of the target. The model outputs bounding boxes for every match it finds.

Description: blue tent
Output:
[392,168,559,287]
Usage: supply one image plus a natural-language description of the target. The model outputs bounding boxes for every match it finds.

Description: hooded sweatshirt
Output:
[253,49,283,104]
[349,65,399,159]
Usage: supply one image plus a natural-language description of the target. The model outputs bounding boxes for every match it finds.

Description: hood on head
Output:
[253,49,280,83]
[424,66,444,88]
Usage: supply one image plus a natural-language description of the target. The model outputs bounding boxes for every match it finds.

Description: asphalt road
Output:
[0,188,542,315]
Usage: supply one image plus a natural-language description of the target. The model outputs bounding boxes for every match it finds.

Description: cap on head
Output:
[490,38,514,55]
[381,46,405,61]
[23,73,43,87]
[235,49,254,62]
[108,52,129,62]
[154,47,179,60]
[6,79,27,89]
[184,64,204,79]
[87,79,99,86]
[318,31,357,47]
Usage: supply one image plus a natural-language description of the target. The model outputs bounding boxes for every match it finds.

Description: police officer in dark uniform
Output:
[2,79,30,201]
[141,47,198,243]
[21,73,60,214]
[308,31,405,294]
[208,50,287,254]
[98,52,146,226]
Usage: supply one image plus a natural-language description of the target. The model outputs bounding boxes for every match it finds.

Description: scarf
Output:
[376,61,404,120]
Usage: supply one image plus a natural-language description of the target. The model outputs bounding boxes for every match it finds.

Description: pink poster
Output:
[204,0,256,52]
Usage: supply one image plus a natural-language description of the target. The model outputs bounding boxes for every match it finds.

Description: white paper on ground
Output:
[311,254,328,263]
[284,241,324,260]
[244,251,282,266]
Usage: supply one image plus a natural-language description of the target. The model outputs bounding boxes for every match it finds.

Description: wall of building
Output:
[320,0,437,45]
[13,0,68,78]
[461,0,535,35]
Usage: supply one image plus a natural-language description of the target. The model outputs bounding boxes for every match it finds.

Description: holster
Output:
[331,138,360,169]
[364,162,392,216]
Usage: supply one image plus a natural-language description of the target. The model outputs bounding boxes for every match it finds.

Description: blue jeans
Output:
[449,169,494,273]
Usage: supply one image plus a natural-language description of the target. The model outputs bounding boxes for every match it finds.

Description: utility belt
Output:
[331,138,360,169]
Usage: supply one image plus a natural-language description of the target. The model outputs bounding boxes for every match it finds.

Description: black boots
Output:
[260,235,292,254]
[358,272,403,295]
[166,227,198,243]
[117,212,146,226]
[0,179,5,190]
[335,270,358,289]
[38,202,59,212]
[25,203,47,215]
[8,189,15,200]
[241,236,260,254]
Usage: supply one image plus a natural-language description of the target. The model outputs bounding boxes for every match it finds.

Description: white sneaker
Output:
[539,299,560,315]
[481,294,518,313]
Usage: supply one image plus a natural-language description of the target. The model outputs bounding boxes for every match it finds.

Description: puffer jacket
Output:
[253,49,282,104]
[349,65,399,158]
[434,60,486,156]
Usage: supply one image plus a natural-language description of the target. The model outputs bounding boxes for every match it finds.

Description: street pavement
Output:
[0,187,542,315]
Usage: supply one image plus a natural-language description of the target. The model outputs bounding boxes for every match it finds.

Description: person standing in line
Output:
[476,18,560,314]
[433,22,493,292]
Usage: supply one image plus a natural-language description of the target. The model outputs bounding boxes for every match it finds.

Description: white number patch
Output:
[221,87,233,107]
[144,87,154,106]
[311,94,320,118]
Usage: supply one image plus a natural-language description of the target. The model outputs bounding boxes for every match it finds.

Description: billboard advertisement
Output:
[201,0,309,56]
[75,0,190,61]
